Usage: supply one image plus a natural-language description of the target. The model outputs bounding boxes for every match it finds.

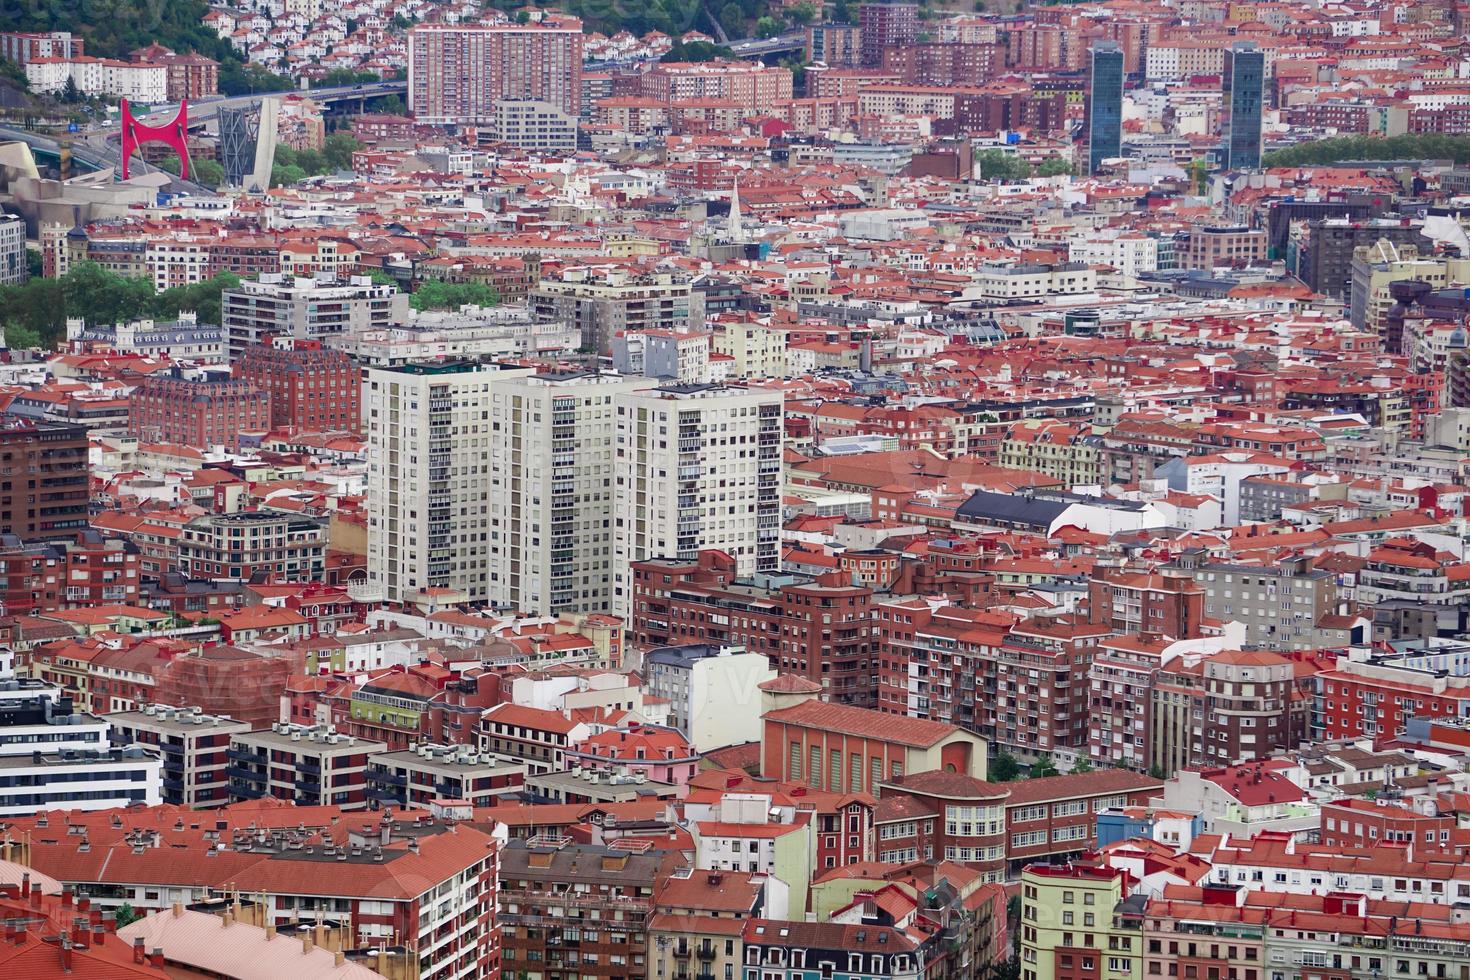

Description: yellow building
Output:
[1020,865,1144,980]
[713,320,788,379]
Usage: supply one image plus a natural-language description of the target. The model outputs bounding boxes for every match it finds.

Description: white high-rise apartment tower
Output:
[612,384,783,618]
[366,360,535,604]
[488,371,653,616]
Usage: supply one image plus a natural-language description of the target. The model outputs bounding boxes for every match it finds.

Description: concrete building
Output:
[1295,216,1431,303]
[366,743,525,808]
[531,267,702,355]
[0,214,26,286]
[106,704,252,808]
[221,273,408,359]
[365,360,535,605]
[178,510,328,584]
[492,99,579,152]
[858,3,918,67]
[227,722,386,809]
[0,678,162,815]
[407,17,584,125]
[488,371,652,616]
[643,643,776,751]
[1019,865,1144,980]
[1180,224,1268,271]
[1347,240,1470,333]
[498,838,667,978]
[1172,553,1339,652]
[330,305,580,367]
[611,384,783,619]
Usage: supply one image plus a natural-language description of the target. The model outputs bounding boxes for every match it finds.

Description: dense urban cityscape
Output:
[0,0,1468,977]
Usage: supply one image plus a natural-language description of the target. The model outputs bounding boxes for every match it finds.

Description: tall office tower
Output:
[365,360,535,605]
[488,371,653,617]
[1223,41,1265,171]
[1086,41,1124,175]
[407,17,584,125]
[612,384,783,618]
[858,2,918,68]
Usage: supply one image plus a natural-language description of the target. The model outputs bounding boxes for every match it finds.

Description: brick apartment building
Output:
[236,338,362,433]
[0,532,140,615]
[1086,568,1205,637]
[0,419,89,543]
[859,2,918,67]
[877,598,1109,764]
[127,371,270,450]
[499,838,674,980]
[631,550,878,706]
[407,17,584,125]
[639,61,794,112]
[883,42,1002,86]
[130,43,218,100]
[873,769,1162,880]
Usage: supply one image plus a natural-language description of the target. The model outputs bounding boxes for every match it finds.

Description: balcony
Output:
[696,945,716,961]
[225,765,266,783]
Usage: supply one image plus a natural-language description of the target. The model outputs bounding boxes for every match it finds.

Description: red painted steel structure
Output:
[119,97,189,180]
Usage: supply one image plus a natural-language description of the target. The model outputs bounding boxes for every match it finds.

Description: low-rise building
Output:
[107,705,252,808]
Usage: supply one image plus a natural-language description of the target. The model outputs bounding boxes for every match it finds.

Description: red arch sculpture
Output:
[119,98,189,181]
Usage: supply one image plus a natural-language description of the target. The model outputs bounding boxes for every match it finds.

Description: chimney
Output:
[171,902,184,918]
[334,951,345,967]
[377,949,389,975]
[91,920,104,946]
[3,920,14,945]
[302,933,314,955]
[313,922,326,949]
[59,938,73,973]
[61,887,72,909]
[30,882,41,908]
[265,923,277,941]
[133,936,146,965]
[148,948,166,968]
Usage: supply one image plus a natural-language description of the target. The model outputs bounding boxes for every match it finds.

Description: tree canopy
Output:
[1262,133,1470,167]
[977,149,1033,182]
[409,280,501,312]
[0,263,241,351]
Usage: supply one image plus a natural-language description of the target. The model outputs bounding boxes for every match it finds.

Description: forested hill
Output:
[10,0,236,61]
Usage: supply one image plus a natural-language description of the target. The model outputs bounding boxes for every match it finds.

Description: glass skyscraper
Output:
[1087,41,1123,176]
[1224,41,1265,170]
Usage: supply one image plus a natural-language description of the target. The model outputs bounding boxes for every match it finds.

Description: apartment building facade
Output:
[221,274,407,358]
[0,420,90,542]
[226,723,386,809]
[488,371,652,616]
[612,384,783,619]
[532,268,702,355]
[106,705,251,808]
[365,360,536,604]
[177,511,328,584]
[407,17,584,125]
[235,339,362,433]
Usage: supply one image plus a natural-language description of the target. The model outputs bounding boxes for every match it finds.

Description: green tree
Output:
[1037,156,1074,177]
[0,277,65,348]
[322,132,361,171]
[409,280,500,311]
[294,148,326,175]
[719,2,747,36]
[0,57,29,91]
[192,158,225,186]
[1147,764,1167,780]
[1029,754,1059,779]
[663,39,735,62]
[271,163,307,186]
[977,149,1032,181]
[114,903,140,928]
[788,2,817,23]
[1070,755,1093,774]
[755,15,783,36]
[61,75,82,103]
[25,248,41,279]
[61,262,153,328]
[152,271,240,325]
[219,62,293,97]
[833,0,852,21]
[2,322,42,350]
[375,93,407,116]
[990,752,1020,782]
